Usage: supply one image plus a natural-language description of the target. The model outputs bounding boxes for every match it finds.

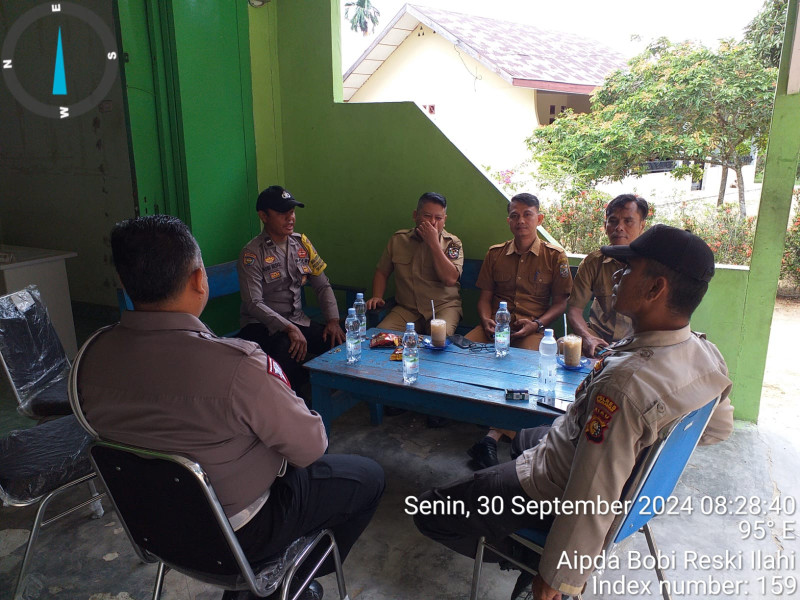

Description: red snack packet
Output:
[369,332,401,348]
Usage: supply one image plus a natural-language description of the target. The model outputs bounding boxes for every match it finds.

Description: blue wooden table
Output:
[305,328,593,435]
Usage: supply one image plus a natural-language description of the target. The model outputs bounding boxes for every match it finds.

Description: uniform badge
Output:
[592,358,605,373]
[559,263,570,278]
[264,256,276,264]
[584,393,618,444]
[585,415,608,444]
[595,394,618,414]
[243,252,256,266]
[297,248,308,258]
[302,265,311,274]
[270,271,281,280]
[281,190,292,199]
[301,275,308,286]
[267,356,291,387]
[446,242,461,260]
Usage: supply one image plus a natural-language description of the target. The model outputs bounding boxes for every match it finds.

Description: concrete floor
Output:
[1,300,799,600]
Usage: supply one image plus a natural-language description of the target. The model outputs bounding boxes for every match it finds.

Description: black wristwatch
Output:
[533,318,544,333]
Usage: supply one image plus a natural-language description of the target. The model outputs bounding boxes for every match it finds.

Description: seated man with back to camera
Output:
[415,224,734,600]
[237,185,345,400]
[366,191,464,336]
[76,215,385,600]
[466,192,572,469]
[567,194,648,358]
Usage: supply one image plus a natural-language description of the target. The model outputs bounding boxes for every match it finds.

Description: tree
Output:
[527,40,776,217]
[745,0,788,69]
[344,0,380,36]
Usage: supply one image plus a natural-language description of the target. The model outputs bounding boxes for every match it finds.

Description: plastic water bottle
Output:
[402,322,419,384]
[495,301,511,357]
[538,328,557,402]
[345,308,361,364]
[353,292,367,340]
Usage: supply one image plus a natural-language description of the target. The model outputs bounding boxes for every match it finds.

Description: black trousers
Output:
[237,321,337,395]
[414,425,552,561]
[236,454,385,580]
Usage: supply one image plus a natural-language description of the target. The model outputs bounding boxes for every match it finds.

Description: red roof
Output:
[344,4,628,100]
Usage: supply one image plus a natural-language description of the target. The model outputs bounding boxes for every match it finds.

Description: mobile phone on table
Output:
[449,334,471,349]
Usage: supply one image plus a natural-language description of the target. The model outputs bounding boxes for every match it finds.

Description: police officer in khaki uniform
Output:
[415,225,734,600]
[466,193,572,350]
[567,194,648,358]
[77,215,384,600]
[237,186,345,396]
[467,193,572,469]
[367,192,463,335]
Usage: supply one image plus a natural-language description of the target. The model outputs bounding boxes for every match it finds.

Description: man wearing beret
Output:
[237,186,345,398]
[415,225,734,600]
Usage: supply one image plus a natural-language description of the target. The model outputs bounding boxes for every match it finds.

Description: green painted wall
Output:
[267,0,511,290]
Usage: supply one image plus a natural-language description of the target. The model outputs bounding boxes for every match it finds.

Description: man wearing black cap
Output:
[237,186,345,397]
[414,225,734,600]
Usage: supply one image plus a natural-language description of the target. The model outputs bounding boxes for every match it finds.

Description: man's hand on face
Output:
[416,221,440,247]
[366,296,385,310]
[582,334,609,358]
[286,324,308,362]
[510,318,539,339]
[533,574,562,600]
[322,319,346,348]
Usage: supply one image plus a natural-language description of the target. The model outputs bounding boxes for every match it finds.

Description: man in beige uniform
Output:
[237,185,345,396]
[466,193,572,350]
[77,215,384,600]
[416,225,733,600]
[568,194,648,357]
[366,192,463,336]
[467,193,572,468]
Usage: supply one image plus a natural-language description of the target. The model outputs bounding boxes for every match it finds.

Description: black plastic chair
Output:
[470,397,720,600]
[0,414,105,599]
[0,286,72,418]
[90,440,350,600]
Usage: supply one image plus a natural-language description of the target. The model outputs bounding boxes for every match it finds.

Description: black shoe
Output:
[299,580,323,600]
[426,415,449,428]
[509,570,534,600]
[384,406,407,416]
[467,437,499,469]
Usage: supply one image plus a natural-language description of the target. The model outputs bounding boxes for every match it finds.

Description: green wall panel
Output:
[168,1,257,264]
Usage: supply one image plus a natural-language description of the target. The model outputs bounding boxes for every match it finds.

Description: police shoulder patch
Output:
[243,252,256,266]
[559,263,570,278]
[584,392,618,444]
[267,356,291,387]
[584,415,608,444]
[446,242,461,260]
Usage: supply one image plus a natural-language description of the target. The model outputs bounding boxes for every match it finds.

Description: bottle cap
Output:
[348,308,356,316]
[356,292,364,300]
[406,322,415,330]
[544,328,554,337]
[499,301,507,310]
